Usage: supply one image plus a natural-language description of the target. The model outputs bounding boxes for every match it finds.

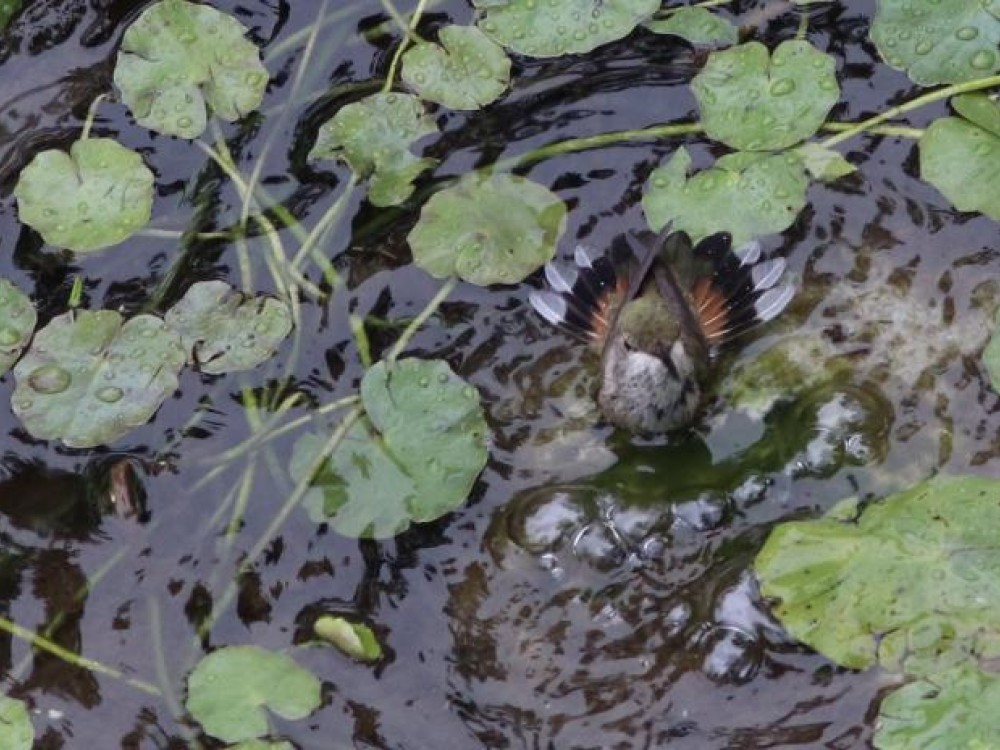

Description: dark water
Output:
[1,0,998,747]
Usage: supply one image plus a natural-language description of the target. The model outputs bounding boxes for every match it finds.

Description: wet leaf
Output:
[870,0,1000,86]
[13,138,154,253]
[874,666,1000,750]
[692,40,839,151]
[402,25,511,110]
[920,117,1000,220]
[314,616,382,662]
[186,646,321,744]
[475,0,659,58]
[0,695,33,750]
[952,93,1000,138]
[11,311,185,448]
[291,359,488,539]
[309,92,437,207]
[229,742,293,750]
[796,142,856,181]
[164,281,293,374]
[0,279,36,376]
[642,147,808,246]
[755,474,1000,675]
[645,7,738,47]
[408,172,565,285]
[114,0,268,138]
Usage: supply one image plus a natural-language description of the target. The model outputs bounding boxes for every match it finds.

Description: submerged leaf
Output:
[0,695,33,750]
[756,474,1000,675]
[475,0,659,58]
[920,117,1000,220]
[164,281,292,374]
[643,147,808,246]
[186,646,321,744]
[408,172,566,285]
[114,0,267,138]
[314,616,383,662]
[870,0,1000,86]
[645,7,738,47]
[796,143,856,181]
[0,279,36,376]
[291,359,488,539]
[692,40,839,151]
[11,311,185,448]
[14,138,154,252]
[402,25,511,110]
[310,92,437,207]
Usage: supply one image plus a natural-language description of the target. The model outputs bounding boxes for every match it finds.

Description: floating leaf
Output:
[755,475,1000,675]
[0,696,33,750]
[475,0,659,58]
[645,7,738,47]
[953,93,1000,138]
[0,279,36,376]
[870,0,1000,86]
[920,117,1000,220]
[314,616,382,662]
[114,0,268,138]
[11,311,185,448]
[874,666,1000,750]
[402,25,511,110]
[643,147,807,246]
[230,742,293,750]
[291,359,488,538]
[164,281,293,374]
[692,40,839,151]
[796,142,856,181]
[408,173,565,285]
[310,92,437,207]
[0,0,21,31]
[14,138,154,253]
[186,646,321,744]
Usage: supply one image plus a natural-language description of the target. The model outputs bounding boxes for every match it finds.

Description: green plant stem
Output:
[80,95,105,141]
[382,0,430,92]
[821,122,923,139]
[387,276,458,363]
[654,0,729,17]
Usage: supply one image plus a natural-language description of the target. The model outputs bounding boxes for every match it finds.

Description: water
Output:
[0,0,997,746]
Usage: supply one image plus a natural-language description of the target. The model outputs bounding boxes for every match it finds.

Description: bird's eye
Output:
[622,338,635,352]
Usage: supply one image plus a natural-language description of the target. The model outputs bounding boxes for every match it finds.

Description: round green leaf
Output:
[291,359,488,539]
[795,142,857,182]
[314,616,382,662]
[309,92,437,207]
[920,117,1000,220]
[875,667,1000,750]
[475,0,659,58]
[408,172,566,285]
[13,138,154,253]
[642,147,808,246]
[755,475,1000,675]
[645,7,738,47]
[953,94,1000,137]
[0,279,36,376]
[11,311,185,448]
[692,40,839,151]
[402,25,511,110]
[0,696,33,750]
[230,742,294,750]
[114,0,268,138]
[870,0,1000,86]
[163,281,293,374]
[186,646,321,744]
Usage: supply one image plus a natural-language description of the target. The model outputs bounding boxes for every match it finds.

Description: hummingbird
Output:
[528,225,794,433]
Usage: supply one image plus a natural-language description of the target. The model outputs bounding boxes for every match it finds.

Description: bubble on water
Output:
[699,625,762,684]
[571,522,626,571]
[507,488,591,553]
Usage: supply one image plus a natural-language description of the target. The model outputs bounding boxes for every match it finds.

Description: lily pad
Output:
[796,143,857,182]
[874,666,1000,750]
[11,311,185,448]
[692,40,839,151]
[230,742,293,750]
[0,696,33,750]
[755,474,1000,675]
[642,147,808,246]
[186,645,321,744]
[645,8,738,47]
[309,92,437,207]
[114,0,268,138]
[291,359,488,539]
[0,279,36,376]
[408,172,566,285]
[402,25,511,110]
[475,0,659,58]
[920,117,1000,220]
[164,281,293,374]
[314,616,382,662]
[953,93,1000,138]
[13,138,154,253]
[870,0,1000,86]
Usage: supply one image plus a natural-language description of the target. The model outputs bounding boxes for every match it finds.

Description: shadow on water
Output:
[0,0,998,746]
